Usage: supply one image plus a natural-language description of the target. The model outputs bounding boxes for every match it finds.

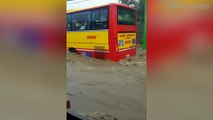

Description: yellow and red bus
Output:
[67,3,136,62]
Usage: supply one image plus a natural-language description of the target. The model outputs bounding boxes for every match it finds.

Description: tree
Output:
[119,0,138,7]
[136,0,145,23]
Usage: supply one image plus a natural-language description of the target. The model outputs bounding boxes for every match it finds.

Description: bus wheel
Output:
[68,48,78,55]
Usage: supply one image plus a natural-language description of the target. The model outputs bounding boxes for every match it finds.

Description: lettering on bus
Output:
[119,34,135,39]
[87,35,97,39]
[120,35,125,38]
[125,40,131,44]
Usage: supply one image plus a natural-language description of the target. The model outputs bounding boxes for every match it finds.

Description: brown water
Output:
[67,45,146,120]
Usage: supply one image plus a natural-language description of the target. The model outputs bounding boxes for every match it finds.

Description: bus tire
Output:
[68,48,78,55]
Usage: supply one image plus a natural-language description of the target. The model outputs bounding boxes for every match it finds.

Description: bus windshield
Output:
[118,7,135,25]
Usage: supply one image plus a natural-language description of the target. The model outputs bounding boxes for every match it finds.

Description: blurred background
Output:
[0,1,66,120]
[148,0,213,120]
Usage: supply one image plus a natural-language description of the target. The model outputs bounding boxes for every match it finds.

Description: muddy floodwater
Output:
[67,45,146,120]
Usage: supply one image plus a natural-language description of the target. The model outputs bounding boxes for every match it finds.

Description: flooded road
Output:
[67,45,146,120]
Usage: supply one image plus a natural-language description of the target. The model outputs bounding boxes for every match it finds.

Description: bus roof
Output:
[67,9,81,13]
[66,3,135,13]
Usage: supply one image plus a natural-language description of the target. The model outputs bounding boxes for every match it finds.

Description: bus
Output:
[66,3,136,62]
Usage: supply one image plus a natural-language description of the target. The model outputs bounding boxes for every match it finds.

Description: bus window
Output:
[100,8,108,28]
[72,11,91,31]
[118,7,135,25]
[92,7,108,30]
[67,14,72,31]
[92,9,99,30]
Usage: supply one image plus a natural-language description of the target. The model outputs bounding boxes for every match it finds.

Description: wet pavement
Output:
[67,45,146,120]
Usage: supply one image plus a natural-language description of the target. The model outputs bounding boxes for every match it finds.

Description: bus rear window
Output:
[118,7,135,25]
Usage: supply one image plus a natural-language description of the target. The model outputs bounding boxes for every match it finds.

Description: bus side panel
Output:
[67,30,109,59]
[108,5,119,61]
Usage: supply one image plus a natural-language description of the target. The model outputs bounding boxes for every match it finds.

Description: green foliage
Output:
[119,0,138,6]
[137,0,145,23]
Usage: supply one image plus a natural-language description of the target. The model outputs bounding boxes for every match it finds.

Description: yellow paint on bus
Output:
[117,33,136,50]
[67,30,109,51]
